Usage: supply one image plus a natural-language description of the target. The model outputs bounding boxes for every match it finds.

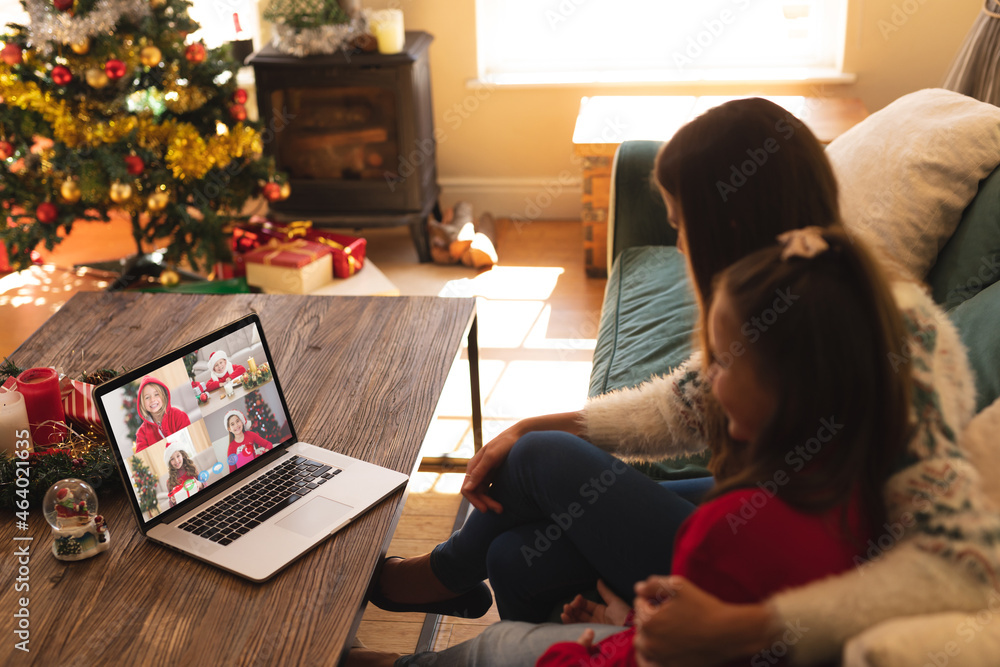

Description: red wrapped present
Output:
[310,232,366,278]
[233,219,366,279]
[59,376,102,432]
[244,238,333,294]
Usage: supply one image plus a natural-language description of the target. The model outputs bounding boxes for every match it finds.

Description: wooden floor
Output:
[0,217,608,655]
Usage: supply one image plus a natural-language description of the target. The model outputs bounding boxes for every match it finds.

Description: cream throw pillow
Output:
[826,89,1000,280]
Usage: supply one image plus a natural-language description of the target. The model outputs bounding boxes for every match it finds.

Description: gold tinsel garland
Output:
[0,73,263,182]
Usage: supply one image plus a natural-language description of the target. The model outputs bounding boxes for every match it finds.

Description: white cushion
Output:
[844,611,1000,667]
[826,89,1000,279]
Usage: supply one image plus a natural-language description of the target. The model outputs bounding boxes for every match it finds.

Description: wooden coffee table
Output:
[1,292,481,666]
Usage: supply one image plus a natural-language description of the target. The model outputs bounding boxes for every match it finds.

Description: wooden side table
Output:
[573,96,869,277]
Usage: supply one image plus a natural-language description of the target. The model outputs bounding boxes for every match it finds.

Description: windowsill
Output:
[468,67,856,89]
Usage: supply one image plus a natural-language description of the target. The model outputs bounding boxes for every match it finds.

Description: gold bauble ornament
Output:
[159,269,180,287]
[147,191,169,212]
[85,68,109,89]
[279,182,291,200]
[69,38,91,55]
[60,180,81,203]
[150,0,166,7]
[139,46,162,67]
[109,181,132,203]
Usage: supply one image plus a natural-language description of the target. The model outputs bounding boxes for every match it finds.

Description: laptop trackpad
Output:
[277,497,353,537]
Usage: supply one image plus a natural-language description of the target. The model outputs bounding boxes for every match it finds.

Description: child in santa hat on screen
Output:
[224,409,274,473]
[134,377,191,452]
[164,441,204,507]
[204,350,247,392]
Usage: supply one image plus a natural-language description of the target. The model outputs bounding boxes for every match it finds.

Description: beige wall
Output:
[338,1,984,217]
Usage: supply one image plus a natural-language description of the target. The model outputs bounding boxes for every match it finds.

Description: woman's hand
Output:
[561,579,632,626]
[460,423,522,513]
[461,411,584,514]
[631,576,777,667]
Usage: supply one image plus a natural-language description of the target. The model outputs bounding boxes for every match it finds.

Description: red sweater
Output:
[205,364,247,391]
[536,488,867,667]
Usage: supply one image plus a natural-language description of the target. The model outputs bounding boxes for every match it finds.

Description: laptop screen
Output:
[95,315,296,525]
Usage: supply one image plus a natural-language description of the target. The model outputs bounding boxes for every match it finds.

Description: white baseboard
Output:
[438,176,583,221]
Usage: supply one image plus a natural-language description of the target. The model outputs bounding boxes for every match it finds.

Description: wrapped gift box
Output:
[311,232,366,278]
[244,239,334,294]
[233,219,366,279]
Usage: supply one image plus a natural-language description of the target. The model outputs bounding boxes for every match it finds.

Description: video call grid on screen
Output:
[98,321,294,523]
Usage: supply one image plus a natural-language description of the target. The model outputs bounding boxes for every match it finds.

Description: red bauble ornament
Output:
[53,0,73,9]
[1,44,22,66]
[232,89,248,105]
[52,65,72,86]
[185,43,206,64]
[229,104,247,122]
[200,392,208,402]
[124,155,144,175]
[36,202,58,224]
[105,59,126,80]
[262,183,282,202]
[0,141,13,160]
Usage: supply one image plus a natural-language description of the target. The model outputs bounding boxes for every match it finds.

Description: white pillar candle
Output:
[0,390,33,457]
[369,9,405,55]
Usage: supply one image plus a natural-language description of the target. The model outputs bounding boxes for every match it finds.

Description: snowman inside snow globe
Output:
[43,479,111,561]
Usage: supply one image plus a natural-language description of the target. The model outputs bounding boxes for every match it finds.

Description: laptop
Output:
[94,313,409,582]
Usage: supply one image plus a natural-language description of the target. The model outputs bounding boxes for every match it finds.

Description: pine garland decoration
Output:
[0,364,122,509]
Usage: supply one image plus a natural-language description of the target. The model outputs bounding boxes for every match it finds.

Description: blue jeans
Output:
[429,431,701,622]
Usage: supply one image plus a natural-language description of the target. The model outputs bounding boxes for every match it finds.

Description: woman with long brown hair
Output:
[354,98,998,667]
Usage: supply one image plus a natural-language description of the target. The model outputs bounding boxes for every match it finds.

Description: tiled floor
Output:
[0,217,608,654]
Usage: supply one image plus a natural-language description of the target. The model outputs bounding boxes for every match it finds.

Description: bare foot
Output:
[378,554,457,604]
[342,648,401,667]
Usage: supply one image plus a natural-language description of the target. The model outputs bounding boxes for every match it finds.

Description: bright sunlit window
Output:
[187,0,261,49]
[0,0,260,50]
[476,0,848,85]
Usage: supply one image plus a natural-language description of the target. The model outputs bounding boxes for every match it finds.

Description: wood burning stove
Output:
[249,32,439,261]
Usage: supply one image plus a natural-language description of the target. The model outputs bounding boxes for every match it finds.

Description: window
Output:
[476,0,848,85]
[0,0,260,50]
[187,0,262,49]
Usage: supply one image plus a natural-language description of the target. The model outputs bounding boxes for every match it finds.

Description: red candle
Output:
[16,367,67,448]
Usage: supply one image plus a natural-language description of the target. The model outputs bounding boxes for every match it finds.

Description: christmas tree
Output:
[121,381,141,442]
[0,0,289,272]
[246,390,279,441]
[129,454,158,516]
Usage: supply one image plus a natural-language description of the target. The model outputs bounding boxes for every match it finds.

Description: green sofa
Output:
[588,139,1000,480]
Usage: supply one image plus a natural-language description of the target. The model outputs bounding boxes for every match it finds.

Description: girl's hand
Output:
[575,628,596,649]
[561,580,631,626]
[631,576,777,667]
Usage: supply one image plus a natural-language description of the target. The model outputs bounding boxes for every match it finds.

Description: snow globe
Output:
[43,478,111,561]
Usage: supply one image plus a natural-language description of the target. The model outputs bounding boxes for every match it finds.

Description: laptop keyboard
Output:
[178,456,342,546]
